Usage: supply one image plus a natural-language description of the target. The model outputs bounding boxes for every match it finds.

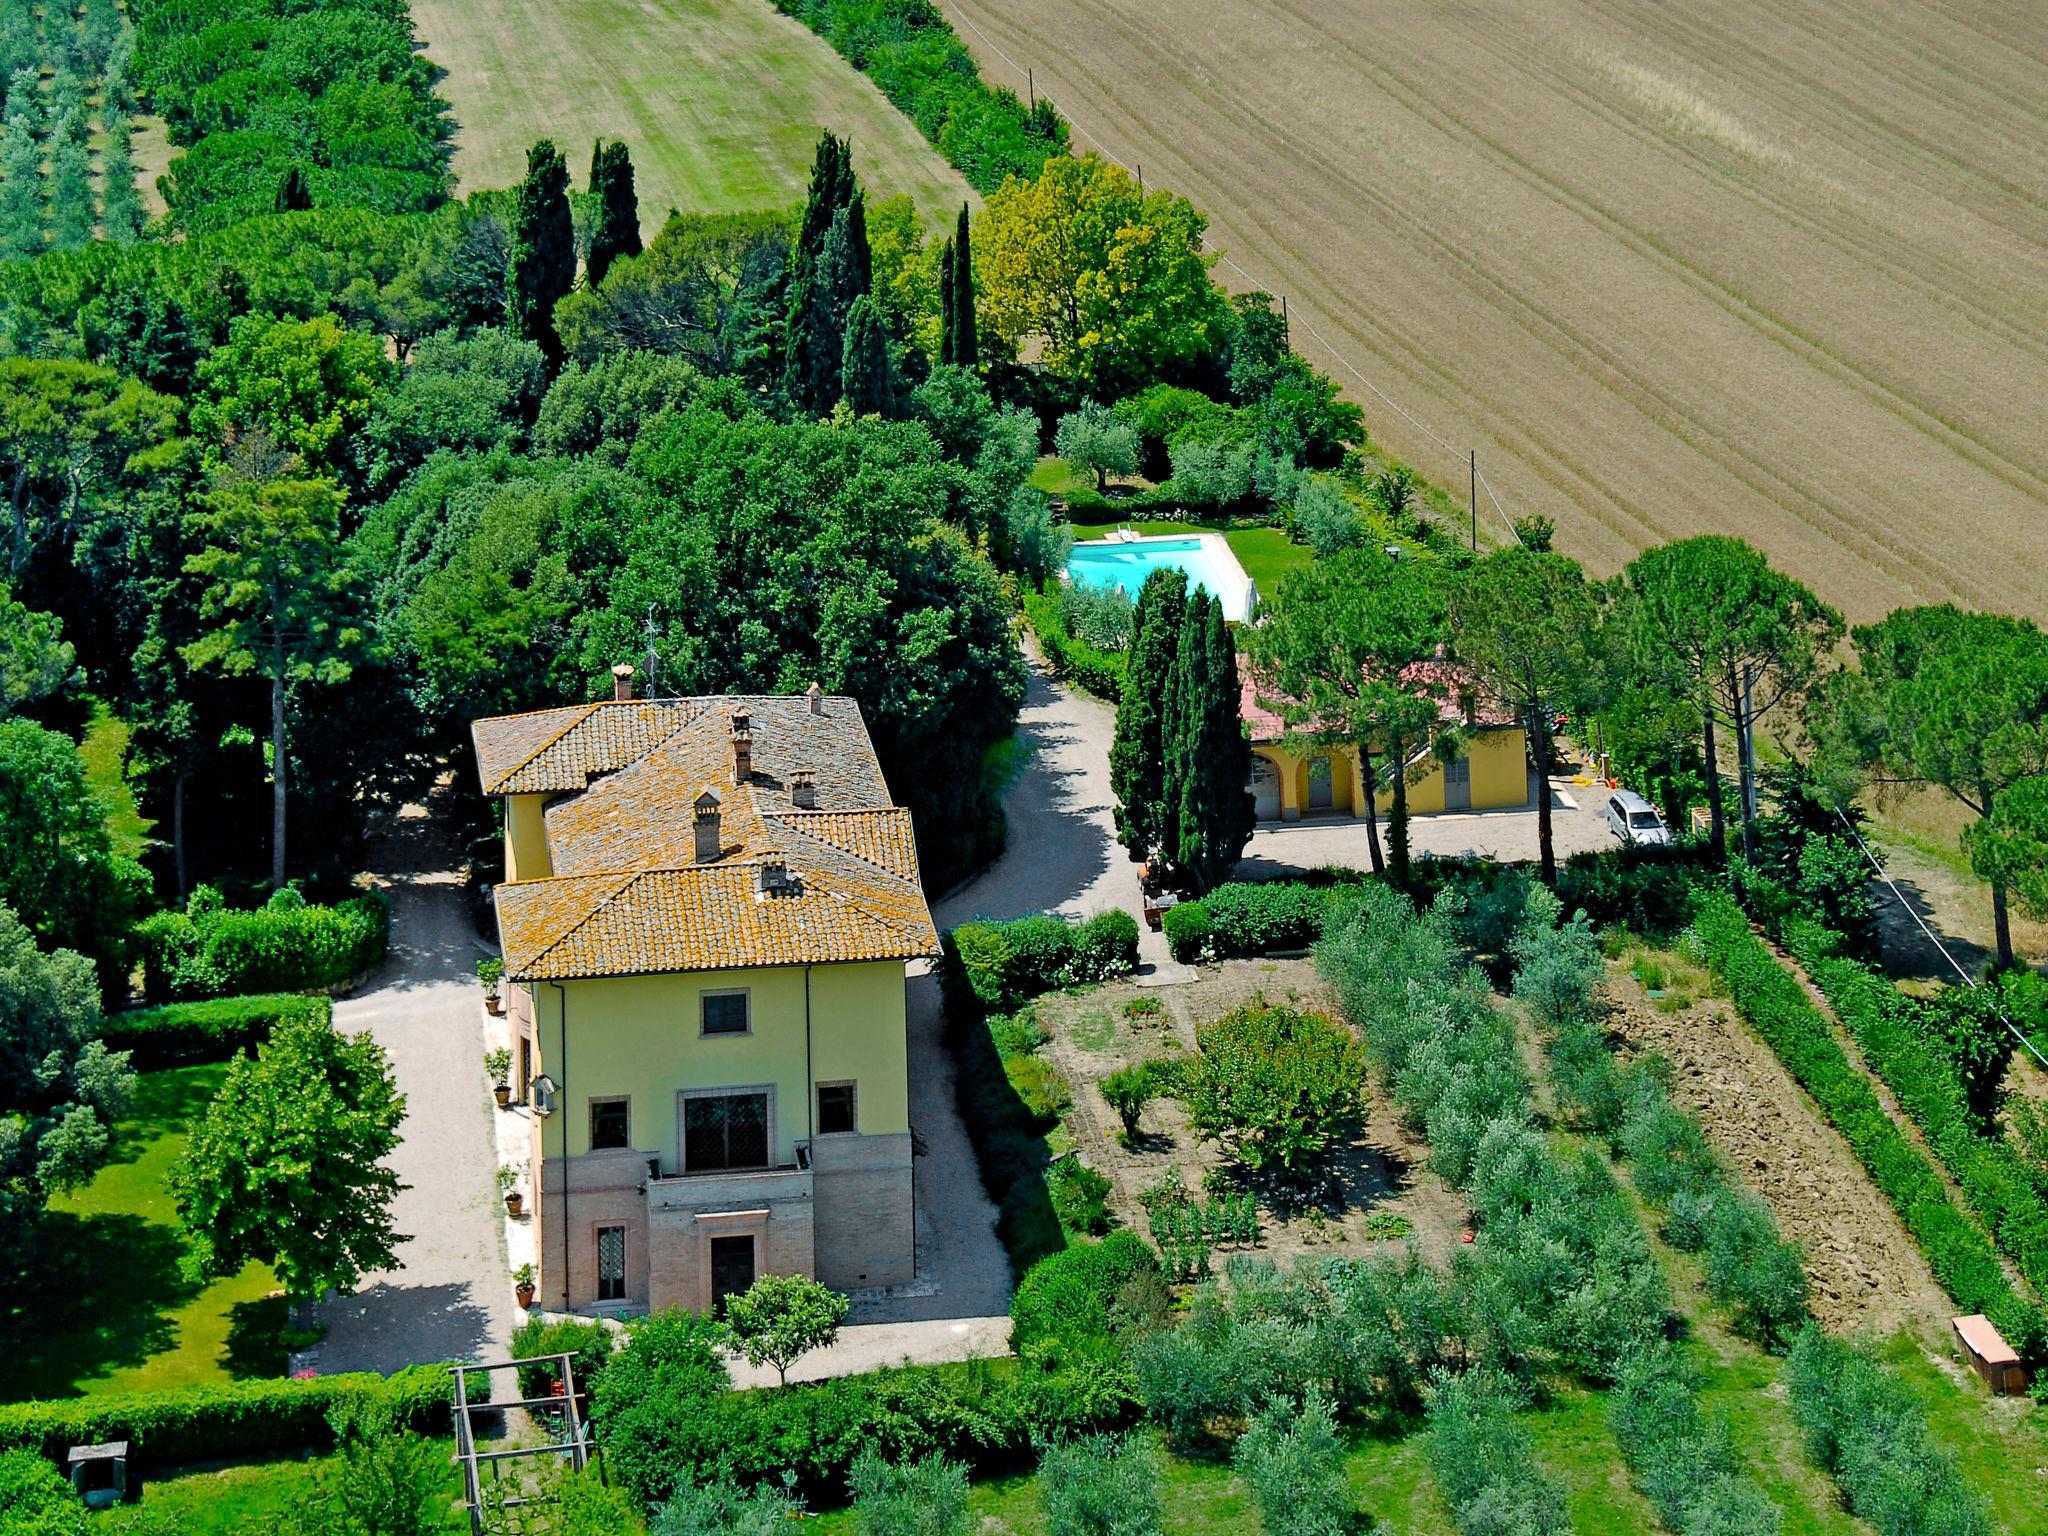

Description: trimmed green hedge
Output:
[943,910,1138,1016]
[1785,920,2048,1311]
[0,1365,452,1467]
[1024,589,1125,703]
[99,993,331,1068]
[952,1002,1065,1271]
[1163,880,1344,962]
[1689,894,2045,1359]
[768,0,1069,194]
[137,888,389,1001]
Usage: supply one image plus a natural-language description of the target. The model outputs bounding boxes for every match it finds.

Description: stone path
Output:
[306,804,516,1376]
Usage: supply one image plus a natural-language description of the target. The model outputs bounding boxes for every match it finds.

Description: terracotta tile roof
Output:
[1238,657,1519,744]
[473,692,939,980]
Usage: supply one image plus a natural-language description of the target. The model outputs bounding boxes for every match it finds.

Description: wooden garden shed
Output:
[1952,1314,2026,1396]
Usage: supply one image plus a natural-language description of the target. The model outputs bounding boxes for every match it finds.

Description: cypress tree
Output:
[274,163,313,213]
[937,236,956,367]
[950,202,977,367]
[506,138,575,367]
[1110,566,1189,863]
[585,138,640,288]
[1172,596,1254,890]
[47,112,94,251]
[840,292,896,417]
[1159,598,1208,880]
[0,103,43,263]
[782,134,858,412]
[794,196,872,415]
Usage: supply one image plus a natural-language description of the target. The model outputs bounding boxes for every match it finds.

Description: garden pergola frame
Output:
[449,1351,593,1536]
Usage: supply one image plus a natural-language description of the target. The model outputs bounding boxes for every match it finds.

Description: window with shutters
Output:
[596,1225,626,1302]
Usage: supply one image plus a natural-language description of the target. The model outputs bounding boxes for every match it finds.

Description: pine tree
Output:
[0,101,43,263]
[99,110,141,241]
[47,111,93,251]
[274,163,312,213]
[506,138,575,367]
[1170,596,1254,890]
[840,292,896,417]
[103,285,198,392]
[937,236,955,367]
[1110,566,1189,863]
[950,202,977,368]
[782,133,858,412]
[584,138,640,289]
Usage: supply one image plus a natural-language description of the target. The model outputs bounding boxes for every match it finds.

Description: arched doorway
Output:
[1308,755,1334,812]
[1249,756,1282,821]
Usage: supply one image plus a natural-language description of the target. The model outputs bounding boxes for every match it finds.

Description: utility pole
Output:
[1469,450,1477,551]
[1280,294,1289,341]
[1028,69,1034,111]
[1137,163,1144,197]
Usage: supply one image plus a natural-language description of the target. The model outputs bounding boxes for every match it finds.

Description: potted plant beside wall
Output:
[513,1263,536,1310]
[478,957,505,1015]
[485,1048,513,1109]
[498,1164,524,1218]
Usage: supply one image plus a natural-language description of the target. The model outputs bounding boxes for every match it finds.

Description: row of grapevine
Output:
[0,0,142,261]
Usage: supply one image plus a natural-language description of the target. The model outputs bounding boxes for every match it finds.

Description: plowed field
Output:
[944,0,2048,619]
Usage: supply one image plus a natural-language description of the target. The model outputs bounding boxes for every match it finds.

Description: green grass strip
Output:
[1689,894,2043,1357]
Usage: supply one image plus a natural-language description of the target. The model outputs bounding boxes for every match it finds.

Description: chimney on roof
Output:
[612,663,635,702]
[807,681,824,716]
[756,859,795,898]
[693,789,722,863]
[730,708,753,782]
[790,770,816,810]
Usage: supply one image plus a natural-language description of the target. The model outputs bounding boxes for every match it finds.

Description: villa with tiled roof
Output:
[473,671,937,1316]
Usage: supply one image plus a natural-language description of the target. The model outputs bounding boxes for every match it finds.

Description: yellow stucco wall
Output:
[504,794,554,881]
[1251,727,1529,820]
[524,960,910,1165]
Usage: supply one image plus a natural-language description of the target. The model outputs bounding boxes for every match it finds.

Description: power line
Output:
[1830,806,2048,1072]
[938,0,1525,549]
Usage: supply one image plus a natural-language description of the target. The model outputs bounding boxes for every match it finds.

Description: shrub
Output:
[509,1314,616,1404]
[0,1447,82,1536]
[1232,1389,1357,1536]
[1040,1433,1162,1536]
[1181,1003,1366,1174]
[98,992,331,1068]
[1785,1328,1992,1536]
[1047,1158,1112,1237]
[1554,844,1717,935]
[1201,881,1336,956]
[136,887,389,1001]
[1161,901,1212,963]
[1009,1233,1157,1361]
[587,1310,731,1505]
[951,999,1065,1271]
[0,1366,451,1466]
[1100,1062,1161,1138]
[1074,909,1140,978]
[848,1447,969,1536]
[651,1474,806,1536]
[1425,1369,1568,1536]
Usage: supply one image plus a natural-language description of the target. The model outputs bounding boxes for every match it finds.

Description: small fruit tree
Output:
[1180,1003,1365,1175]
[723,1273,849,1387]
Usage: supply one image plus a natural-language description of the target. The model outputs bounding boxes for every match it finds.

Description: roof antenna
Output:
[642,607,661,698]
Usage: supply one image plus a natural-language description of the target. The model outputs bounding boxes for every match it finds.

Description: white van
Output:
[1605,789,1672,847]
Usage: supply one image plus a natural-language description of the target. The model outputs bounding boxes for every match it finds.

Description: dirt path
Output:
[1604,972,1950,1338]
[306,803,516,1375]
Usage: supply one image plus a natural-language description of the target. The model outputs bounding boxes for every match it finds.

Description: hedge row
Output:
[943,910,1138,1015]
[1785,920,2048,1308]
[1688,894,2045,1359]
[1162,880,1342,963]
[1023,589,1125,703]
[136,888,389,1001]
[769,0,1069,194]
[99,992,331,1068]
[0,1365,451,1467]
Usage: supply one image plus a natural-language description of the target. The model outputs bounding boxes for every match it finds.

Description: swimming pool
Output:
[1064,533,1257,622]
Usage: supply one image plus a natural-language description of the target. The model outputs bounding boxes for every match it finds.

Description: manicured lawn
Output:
[1071,519,1314,593]
[3,1066,285,1400]
[410,0,972,226]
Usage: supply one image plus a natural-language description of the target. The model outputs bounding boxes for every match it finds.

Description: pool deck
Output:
[1065,530,1258,621]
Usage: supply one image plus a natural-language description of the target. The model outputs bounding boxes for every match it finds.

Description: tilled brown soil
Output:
[1605,969,1950,1338]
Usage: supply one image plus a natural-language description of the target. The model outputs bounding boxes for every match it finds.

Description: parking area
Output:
[1232,781,1616,881]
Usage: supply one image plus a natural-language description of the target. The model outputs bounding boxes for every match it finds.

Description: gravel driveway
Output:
[306,805,515,1376]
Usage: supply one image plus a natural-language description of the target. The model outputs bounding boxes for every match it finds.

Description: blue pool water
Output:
[1065,535,1255,621]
